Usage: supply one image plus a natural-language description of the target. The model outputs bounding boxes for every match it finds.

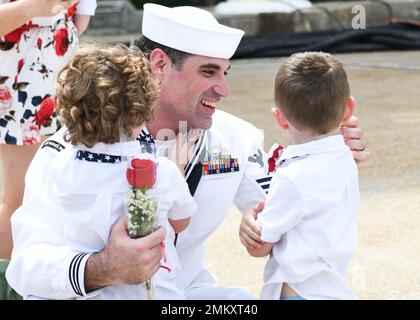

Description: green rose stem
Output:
[126,158,158,300]
[126,188,157,238]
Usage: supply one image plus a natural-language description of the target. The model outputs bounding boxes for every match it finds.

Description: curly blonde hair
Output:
[56,43,158,148]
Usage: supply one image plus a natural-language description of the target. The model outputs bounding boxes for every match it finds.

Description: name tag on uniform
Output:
[202,147,239,176]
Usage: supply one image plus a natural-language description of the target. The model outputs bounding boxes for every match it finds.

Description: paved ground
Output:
[205,50,420,300]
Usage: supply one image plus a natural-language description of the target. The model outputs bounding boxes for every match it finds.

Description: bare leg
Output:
[0,137,47,259]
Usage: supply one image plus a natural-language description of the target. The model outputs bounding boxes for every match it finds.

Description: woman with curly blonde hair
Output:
[6,43,197,299]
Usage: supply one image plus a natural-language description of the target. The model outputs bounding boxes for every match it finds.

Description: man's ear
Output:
[271,107,289,129]
[342,96,356,123]
[149,48,168,79]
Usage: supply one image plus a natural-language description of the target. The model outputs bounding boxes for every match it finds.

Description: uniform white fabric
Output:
[175,111,268,299]
[142,3,244,59]
[133,111,268,299]
[139,111,269,299]
[6,128,196,299]
[257,135,359,300]
[7,110,271,300]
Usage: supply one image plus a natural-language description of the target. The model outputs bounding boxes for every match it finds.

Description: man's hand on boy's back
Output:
[342,116,370,164]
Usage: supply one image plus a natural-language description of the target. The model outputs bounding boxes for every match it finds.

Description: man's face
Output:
[159,54,231,131]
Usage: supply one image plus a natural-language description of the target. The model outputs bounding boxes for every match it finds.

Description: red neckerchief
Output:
[268,145,284,174]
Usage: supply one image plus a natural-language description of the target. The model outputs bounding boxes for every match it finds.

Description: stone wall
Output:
[83,0,142,44]
[217,0,420,36]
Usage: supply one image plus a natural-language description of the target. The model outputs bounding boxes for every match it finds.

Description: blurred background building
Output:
[84,1,420,58]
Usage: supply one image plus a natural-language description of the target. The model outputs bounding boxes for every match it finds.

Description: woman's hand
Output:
[27,0,79,18]
[0,0,78,35]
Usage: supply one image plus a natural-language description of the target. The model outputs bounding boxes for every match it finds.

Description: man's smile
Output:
[200,99,216,116]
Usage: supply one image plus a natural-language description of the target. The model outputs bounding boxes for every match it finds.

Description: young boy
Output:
[246,52,359,300]
[6,43,196,299]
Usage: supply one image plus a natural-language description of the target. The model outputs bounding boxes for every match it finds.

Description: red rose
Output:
[126,159,157,189]
[0,86,12,115]
[33,96,56,126]
[53,28,69,57]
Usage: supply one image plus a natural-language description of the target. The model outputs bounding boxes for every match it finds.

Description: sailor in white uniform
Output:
[138,4,368,300]
[7,128,196,300]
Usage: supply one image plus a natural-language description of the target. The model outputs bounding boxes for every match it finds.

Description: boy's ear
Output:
[271,107,289,129]
[342,96,356,123]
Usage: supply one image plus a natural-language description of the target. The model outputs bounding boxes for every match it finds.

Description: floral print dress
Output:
[0,2,79,145]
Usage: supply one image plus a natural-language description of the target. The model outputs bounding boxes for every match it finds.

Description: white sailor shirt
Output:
[6,128,196,299]
[257,135,359,300]
[175,110,271,299]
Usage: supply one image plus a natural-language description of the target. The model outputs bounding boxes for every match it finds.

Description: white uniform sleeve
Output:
[5,143,101,299]
[257,174,307,243]
[6,215,93,299]
[165,160,197,220]
[76,0,97,15]
[233,128,272,213]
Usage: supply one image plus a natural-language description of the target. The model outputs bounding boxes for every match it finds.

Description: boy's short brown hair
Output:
[56,43,158,148]
[274,52,350,134]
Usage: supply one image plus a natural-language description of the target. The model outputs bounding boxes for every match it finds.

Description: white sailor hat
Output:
[142,3,245,59]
